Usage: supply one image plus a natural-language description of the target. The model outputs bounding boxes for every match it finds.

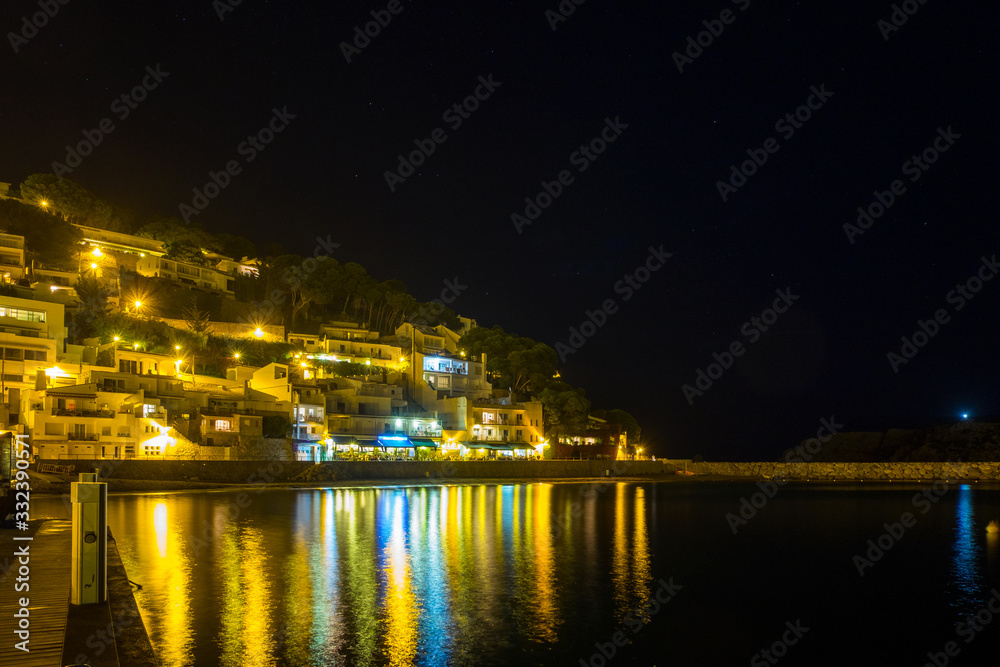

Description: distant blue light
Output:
[962,413,969,419]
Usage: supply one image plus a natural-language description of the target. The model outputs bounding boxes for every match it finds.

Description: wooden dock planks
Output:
[0,520,72,667]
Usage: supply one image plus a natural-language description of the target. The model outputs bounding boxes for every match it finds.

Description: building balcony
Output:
[295,416,325,425]
[407,429,443,438]
[52,408,115,419]
[469,434,528,443]
[67,433,99,441]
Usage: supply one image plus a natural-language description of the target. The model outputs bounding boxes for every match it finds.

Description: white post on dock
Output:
[70,473,108,605]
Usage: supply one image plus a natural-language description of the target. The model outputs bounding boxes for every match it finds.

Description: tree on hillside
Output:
[136,216,220,252]
[458,325,552,393]
[20,174,95,222]
[361,279,416,333]
[603,409,641,445]
[0,198,81,268]
[180,298,212,337]
[539,382,591,442]
[18,174,136,231]
[214,232,257,261]
[336,262,372,316]
[508,343,558,396]
[165,239,208,265]
[69,274,113,341]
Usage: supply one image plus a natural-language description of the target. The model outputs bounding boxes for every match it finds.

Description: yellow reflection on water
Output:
[530,484,560,642]
[612,483,628,617]
[153,503,167,558]
[345,490,378,665]
[610,484,652,623]
[141,500,191,667]
[382,494,419,666]
[631,486,652,621]
[217,523,275,667]
[282,521,313,666]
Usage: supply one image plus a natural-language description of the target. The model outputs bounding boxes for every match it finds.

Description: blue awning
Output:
[377,435,412,448]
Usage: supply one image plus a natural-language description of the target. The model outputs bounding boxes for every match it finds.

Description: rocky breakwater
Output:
[691,461,1000,481]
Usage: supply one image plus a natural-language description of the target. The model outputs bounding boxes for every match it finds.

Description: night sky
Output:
[2,0,997,459]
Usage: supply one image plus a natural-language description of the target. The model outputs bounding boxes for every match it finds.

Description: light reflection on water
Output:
[950,484,984,615]
[108,483,651,666]
[28,482,1000,665]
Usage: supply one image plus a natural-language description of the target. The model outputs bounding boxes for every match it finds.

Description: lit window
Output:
[214,420,231,431]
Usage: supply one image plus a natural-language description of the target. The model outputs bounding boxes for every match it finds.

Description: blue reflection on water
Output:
[950,485,984,614]
[413,488,453,665]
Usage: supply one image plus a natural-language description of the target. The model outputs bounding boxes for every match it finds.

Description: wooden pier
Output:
[0,520,158,666]
[0,520,72,666]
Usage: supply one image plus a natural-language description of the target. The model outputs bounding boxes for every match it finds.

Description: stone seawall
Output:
[40,459,679,483]
[691,461,1000,481]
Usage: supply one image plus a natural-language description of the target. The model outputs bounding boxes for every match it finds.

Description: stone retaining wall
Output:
[691,461,1000,481]
[39,458,679,483]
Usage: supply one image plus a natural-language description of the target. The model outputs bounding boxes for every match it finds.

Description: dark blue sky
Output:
[2,0,997,458]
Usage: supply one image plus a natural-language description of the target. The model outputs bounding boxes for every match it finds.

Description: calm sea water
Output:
[35,482,1000,666]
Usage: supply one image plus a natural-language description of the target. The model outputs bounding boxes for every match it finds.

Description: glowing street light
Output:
[91,247,103,258]
[233,352,240,360]
[254,327,264,338]
[113,336,119,342]
[175,359,182,374]
[90,262,98,270]
[134,300,142,310]
[133,343,139,350]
